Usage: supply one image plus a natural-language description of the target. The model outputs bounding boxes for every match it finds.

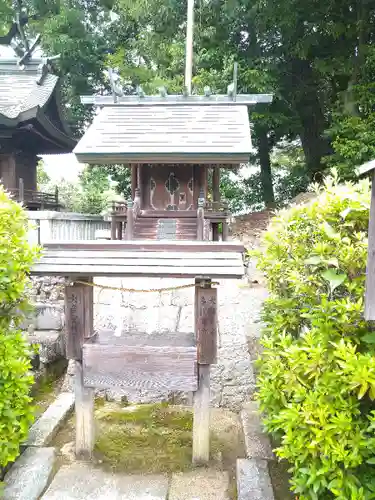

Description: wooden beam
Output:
[193,364,210,464]
[365,170,375,319]
[75,360,95,460]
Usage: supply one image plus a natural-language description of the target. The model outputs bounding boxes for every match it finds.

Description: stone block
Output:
[178,305,194,332]
[26,392,74,446]
[27,330,65,364]
[35,302,64,330]
[169,469,230,500]
[241,402,274,460]
[3,447,55,500]
[236,458,274,500]
[42,463,169,499]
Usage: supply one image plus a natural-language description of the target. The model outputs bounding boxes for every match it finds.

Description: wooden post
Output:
[19,177,24,203]
[125,199,134,240]
[111,216,117,240]
[75,360,95,460]
[55,186,59,210]
[197,193,204,240]
[65,278,95,459]
[193,364,210,464]
[192,277,217,464]
[212,223,219,241]
[117,221,123,240]
[131,164,137,199]
[212,166,220,202]
[222,219,229,241]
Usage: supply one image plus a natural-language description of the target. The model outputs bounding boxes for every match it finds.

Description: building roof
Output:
[0,57,76,153]
[357,159,375,177]
[74,104,254,164]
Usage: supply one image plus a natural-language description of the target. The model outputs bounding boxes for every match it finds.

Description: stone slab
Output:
[3,447,55,500]
[236,458,274,500]
[41,463,169,499]
[169,469,230,500]
[26,392,75,446]
[241,402,274,460]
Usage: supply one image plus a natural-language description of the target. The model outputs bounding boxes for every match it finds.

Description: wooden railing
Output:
[204,200,229,214]
[9,180,59,210]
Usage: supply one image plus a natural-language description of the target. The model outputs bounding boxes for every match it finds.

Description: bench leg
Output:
[193,364,210,464]
[75,360,95,460]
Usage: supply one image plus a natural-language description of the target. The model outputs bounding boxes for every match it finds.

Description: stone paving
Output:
[93,276,268,411]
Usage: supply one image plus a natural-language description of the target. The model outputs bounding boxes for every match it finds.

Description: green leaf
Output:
[305,256,322,265]
[321,269,347,293]
[362,333,375,344]
[367,457,375,465]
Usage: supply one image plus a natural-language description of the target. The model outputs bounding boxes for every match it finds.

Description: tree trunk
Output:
[290,59,331,181]
[257,128,276,209]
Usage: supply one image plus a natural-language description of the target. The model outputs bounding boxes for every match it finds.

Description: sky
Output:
[42,154,82,181]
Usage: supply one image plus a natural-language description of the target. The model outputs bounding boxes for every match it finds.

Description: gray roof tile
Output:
[74,105,253,163]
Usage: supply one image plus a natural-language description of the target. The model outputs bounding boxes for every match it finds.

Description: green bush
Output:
[0,186,39,468]
[256,173,375,499]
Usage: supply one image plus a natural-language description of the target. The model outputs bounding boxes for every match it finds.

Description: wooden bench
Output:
[31,240,245,464]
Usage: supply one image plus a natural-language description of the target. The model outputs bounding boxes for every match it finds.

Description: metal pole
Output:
[185,0,194,95]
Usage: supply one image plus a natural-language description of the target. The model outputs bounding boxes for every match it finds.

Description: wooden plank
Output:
[195,280,217,364]
[32,264,243,278]
[193,364,210,464]
[42,240,244,253]
[365,170,375,319]
[222,220,229,241]
[92,330,195,347]
[65,278,93,360]
[75,360,95,460]
[41,251,241,260]
[40,257,242,267]
[82,344,198,392]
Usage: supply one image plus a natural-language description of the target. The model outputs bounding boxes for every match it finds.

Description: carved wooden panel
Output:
[142,164,194,210]
[195,283,218,364]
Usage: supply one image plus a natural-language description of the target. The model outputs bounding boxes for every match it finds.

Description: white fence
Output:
[27,211,110,244]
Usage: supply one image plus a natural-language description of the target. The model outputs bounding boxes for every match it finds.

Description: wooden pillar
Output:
[125,199,134,240]
[212,223,219,241]
[222,220,229,241]
[19,177,24,203]
[137,164,141,192]
[193,277,218,464]
[212,166,220,202]
[111,217,117,240]
[197,196,204,240]
[65,278,95,459]
[131,164,137,199]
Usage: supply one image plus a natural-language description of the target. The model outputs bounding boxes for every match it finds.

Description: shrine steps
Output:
[133,216,197,240]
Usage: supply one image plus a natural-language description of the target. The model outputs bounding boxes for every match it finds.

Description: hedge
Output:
[256,174,375,499]
[0,186,38,468]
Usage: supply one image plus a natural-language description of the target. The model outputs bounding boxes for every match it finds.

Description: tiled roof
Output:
[74,104,253,164]
[0,58,57,122]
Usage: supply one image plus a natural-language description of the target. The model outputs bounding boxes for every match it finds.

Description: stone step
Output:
[3,447,56,500]
[26,392,75,447]
[169,470,230,500]
[41,463,169,499]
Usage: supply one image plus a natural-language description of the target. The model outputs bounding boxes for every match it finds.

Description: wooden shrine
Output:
[74,87,272,241]
[31,240,245,463]
[0,23,75,209]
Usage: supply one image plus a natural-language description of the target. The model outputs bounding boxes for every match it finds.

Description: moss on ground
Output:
[94,403,223,474]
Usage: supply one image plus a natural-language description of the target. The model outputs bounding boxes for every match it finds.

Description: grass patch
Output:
[94,403,221,473]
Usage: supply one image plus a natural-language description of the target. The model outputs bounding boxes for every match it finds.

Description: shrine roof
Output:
[74,104,254,164]
[0,57,75,153]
